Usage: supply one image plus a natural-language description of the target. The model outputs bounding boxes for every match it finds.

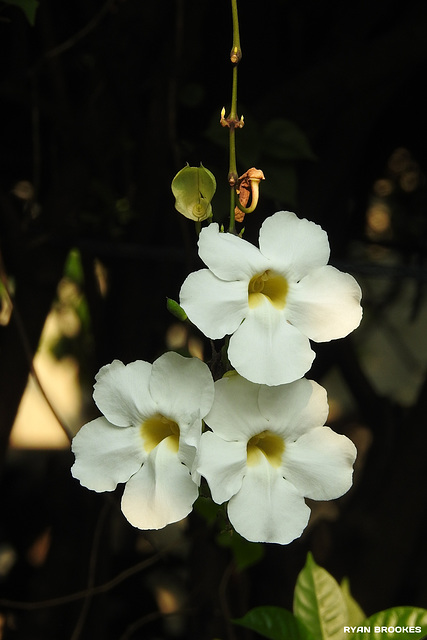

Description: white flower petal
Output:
[283,426,357,500]
[121,438,199,529]
[150,352,214,438]
[259,211,330,280]
[258,379,329,439]
[287,265,362,341]
[228,307,315,385]
[93,360,156,427]
[204,375,264,441]
[178,440,198,470]
[180,269,248,339]
[196,431,247,504]
[227,456,311,544]
[198,223,267,280]
[71,417,144,492]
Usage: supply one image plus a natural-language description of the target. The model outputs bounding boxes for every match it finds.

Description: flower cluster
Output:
[71,210,362,543]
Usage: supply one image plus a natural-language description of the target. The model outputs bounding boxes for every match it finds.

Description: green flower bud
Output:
[171,164,216,222]
[166,298,187,321]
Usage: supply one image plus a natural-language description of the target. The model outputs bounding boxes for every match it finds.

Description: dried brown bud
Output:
[234,168,265,222]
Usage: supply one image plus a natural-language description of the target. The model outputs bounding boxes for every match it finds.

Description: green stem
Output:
[231,0,241,62]
[228,0,241,234]
[228,122,237,234]
[230,59,239,121]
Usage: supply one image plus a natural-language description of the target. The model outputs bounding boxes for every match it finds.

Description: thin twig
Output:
[0,253,72,439]
[70,501,111,640]
[0,250,72,441]
[0,546,170,612]
[218,560,237,640]
[42,0,116,62]
[118,607,195,640]
[119,610,164,640]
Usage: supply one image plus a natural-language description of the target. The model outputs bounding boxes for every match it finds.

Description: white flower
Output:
[71,352,214,530]
[196,373,356,545]
[180,211,362,386]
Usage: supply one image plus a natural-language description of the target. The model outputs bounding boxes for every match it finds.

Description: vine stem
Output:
[228,0,242,234]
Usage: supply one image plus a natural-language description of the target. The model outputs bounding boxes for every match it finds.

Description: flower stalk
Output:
[220,0,244,234]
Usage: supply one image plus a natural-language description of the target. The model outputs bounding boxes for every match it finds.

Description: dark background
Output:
[1,0,427,638]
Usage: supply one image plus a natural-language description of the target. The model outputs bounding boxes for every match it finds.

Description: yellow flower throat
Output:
[248,270,288,309]
[141,413,180,453]
[247,430,285,467]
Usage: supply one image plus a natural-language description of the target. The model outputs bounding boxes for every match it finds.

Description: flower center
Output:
[140,413,180,453]
[247,430,285,467]
[248,270,288,309]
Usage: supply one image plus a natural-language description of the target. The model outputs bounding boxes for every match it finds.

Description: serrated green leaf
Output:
[293,553,348,640]
[234,606,315,640]
[3,0,39,25]
[171,164,216,221]
[352,607,427,639]
[341,578,365,627]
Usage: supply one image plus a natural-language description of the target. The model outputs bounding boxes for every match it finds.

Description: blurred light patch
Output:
[94,259,108,297]
[165,323,204,360]
[9,312,82,449]
[0,285,12,326]
[11,180,40,219]
[0,544,17,578]
[366,243,391,261]
[9,355,79,448]
[399,169,419,192]
[166,323,188,350]
[373,178,393,197]
[366,202,392,240]
[154,581,186,635]
[188,336,204,360]
[27,527,51,567]
[388,147,412,175]
[56,305,81,338]
[56,278,82,337]
[11,180,34,201]
[155,585,180,615]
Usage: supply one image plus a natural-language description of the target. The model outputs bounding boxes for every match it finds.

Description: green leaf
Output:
[171,164,216,221]
[351,607,427,639]
[341,578,365,627]
[293,553,348,640]
[166,298,187,321]
[259,162,297,207]
[193,496,223,526]
[3,0,39,25]
[64,248,85,286]
[234,606,315,640]
[261,119,316,161]
[216,529,264,571]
